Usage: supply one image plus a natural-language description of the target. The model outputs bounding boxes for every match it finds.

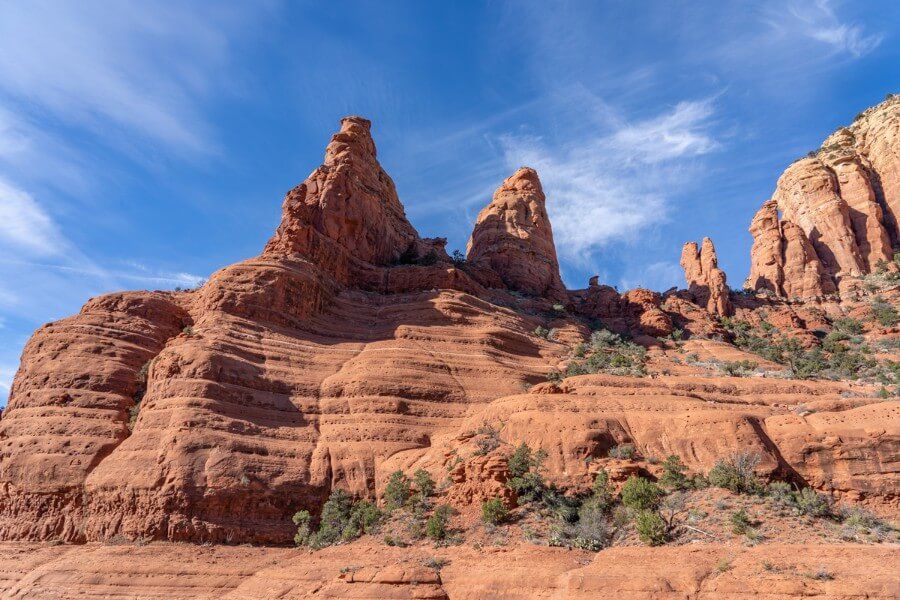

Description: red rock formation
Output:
[746,200,785,295]
[774,157,865,280]
[780,220,837,298]
[264,116,421,273]
[467,167,567,301]
[0,292,189,542]
[747,95,900,296]
[680,237,733,316]
[0,109,896,565]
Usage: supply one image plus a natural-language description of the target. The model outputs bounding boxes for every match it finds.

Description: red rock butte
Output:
[0,97,898,599]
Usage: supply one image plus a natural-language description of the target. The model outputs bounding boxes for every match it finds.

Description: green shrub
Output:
[708,452,762,494]
[634,510,667,546]
[730,509,753,534]
[872,300,899,327]
[620,476,663,511]
[833,317,864,335]
[482,498,510,525]
[590,469,615,511]
[294,490,382,548]
[534,326,551,339]
[720,360,758,377]
[413,468,435,499]
[658,455,690,490]
[507,443,547,503]
[384,471,412,510]
[425,504,453,541]
[292,509,312,546]
[549,502,611,551]
[766,481,795,509]
[343,500,382,541]
[450,250,466,268]
[608,444,637,460]
[795,487,831,517]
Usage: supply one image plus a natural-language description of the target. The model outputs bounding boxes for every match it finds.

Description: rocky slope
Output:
[0,100,898,598]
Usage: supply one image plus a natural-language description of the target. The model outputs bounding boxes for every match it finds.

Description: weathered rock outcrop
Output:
[680,237,733,316]
[467,167,567,301]
[746,95,900,297]
[0,108,896,561]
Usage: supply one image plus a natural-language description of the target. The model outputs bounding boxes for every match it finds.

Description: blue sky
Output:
[0,0,897,405]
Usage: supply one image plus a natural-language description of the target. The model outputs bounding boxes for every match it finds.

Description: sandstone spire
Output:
[745,200,784,295]
[680,237,732,316]
[264,116,421,273]
[467,167,567,300]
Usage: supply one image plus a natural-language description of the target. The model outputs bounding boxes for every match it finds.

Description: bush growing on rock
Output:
[708,452,762,494]
[425,504,453,541]
[533,326,551,339]
[720,360,758,377]
[590,469,615,512]
[620,476,663,511]
[766,482,833,518]
[384,471,412,510]
[549,501,612,551]
[507,443,548,503]
[562,329,648,377]
[634,510,667,546]
[413,468,435,499]
[795,487,832,517]
[293,489,383,549]
[607,444,637,460]
[730,509,753,534]
[658,455,690,490]
[871,299,899,327]
[482,498,510,525]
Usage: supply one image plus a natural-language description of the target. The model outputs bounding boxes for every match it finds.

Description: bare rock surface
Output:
[747,95,900,297]
[467,167,567,301]
[681,238,733,316]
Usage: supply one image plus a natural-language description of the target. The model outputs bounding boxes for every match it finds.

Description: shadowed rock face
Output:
[680,238,733,316]
[747,96,900,298]
[467,167,568,302]
[0,108,896,550]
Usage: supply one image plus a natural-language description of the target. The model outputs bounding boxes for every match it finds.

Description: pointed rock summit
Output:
[467,167,567,301]
[265,116,422,278]
[681,237,732,316]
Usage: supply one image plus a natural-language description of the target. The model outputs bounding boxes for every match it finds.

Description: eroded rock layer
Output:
[0,105,897,557]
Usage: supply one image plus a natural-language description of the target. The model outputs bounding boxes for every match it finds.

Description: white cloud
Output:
[0,1,263,154]
[498,99,718,262]
[0,178,65,256]
[785,0,883,58]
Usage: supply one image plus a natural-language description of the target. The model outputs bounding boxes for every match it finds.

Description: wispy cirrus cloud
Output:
[785,0,883,58]
[0,179,64,256]
[0,1,267,155]
[499,98,718,262]
[0,1,260,326]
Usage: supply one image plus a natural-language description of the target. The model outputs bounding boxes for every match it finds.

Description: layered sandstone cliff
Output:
[0,105,896,564]
[746,95,900,298]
